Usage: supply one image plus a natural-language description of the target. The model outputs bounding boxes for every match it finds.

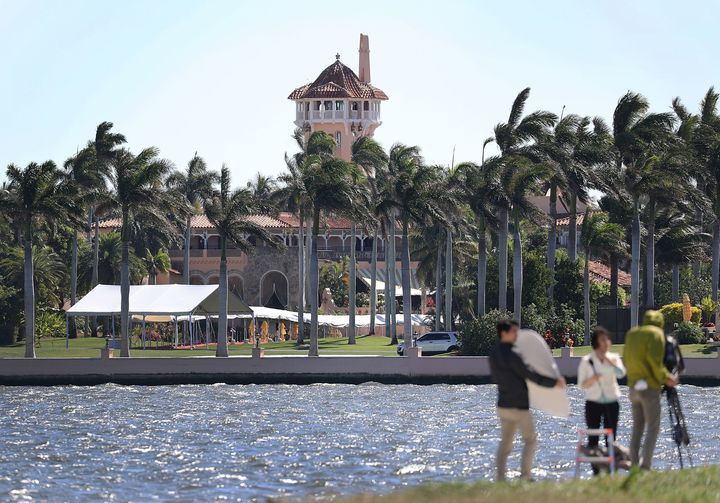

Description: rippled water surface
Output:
[1,384,718,502]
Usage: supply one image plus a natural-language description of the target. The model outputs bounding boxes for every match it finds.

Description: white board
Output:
[513,329,570,418]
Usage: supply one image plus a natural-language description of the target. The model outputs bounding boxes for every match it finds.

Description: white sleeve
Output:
[612,353,626,378]
[577,358,591,385]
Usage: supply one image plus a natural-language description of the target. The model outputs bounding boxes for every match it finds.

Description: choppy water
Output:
[0,384,718,502]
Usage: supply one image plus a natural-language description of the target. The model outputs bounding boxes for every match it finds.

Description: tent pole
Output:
[174,316,179,348]
[111,315,115,339]
[189,314,194,350]
[142,315,146,350]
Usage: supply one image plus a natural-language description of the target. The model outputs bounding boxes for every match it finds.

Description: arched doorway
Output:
[260,270,289,309]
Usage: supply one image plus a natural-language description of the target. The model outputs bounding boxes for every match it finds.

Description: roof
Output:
[288,59,388,101]
[588,260,631,287]
[66,284,253,316]
[98,214,291,231]
[528,195,588,218]
[556,213,585,227]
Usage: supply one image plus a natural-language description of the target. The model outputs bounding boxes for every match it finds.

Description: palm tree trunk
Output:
[384,237,392,338]
[309,209,321,356]
[547,184,557,300]
[584,253,591,344]
[369,229,378,335]
[305,215,312,309]
[183,215,191,284]
[296,207,305,344]
[348,222,357,344]
[630,200,641,327]
[609,255,619,306]
[23,226,35,358]
[477,217,487,317]
[512,213,523,324]
[401,217,413,349]
[568,194,578,262]
[120,209,131,357]
[216,237,229,357]
[498,207,509,311]
[694,206,703,277]
[444,227,453,331]
[388,216,397,344]
[69,230,78,339]
[435,238,442,331]
[91,213,100,337]
[671,264,680,302]
[712,218,720,306]
[645,200,656,308]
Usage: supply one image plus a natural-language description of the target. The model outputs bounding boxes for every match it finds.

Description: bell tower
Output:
[288,34,388,161]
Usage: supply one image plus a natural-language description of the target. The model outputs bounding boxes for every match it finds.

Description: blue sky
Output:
[1,0,719,184]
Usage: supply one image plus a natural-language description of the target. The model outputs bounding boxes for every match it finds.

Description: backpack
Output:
[664,334,685,375]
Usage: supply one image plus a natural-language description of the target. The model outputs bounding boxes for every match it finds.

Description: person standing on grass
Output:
[624,310,677,470]
[578,326,626,473]
[489,319,566,481]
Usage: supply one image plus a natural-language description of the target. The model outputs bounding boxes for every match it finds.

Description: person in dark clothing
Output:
[489,320,565,481]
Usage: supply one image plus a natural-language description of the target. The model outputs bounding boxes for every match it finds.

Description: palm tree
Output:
[0,244,67,309]
[143,248,171,285]
[99,147,173,357]
[491,88,557,311]
[302,132,367,356]
[166,154,218,285]
[377,145,450,349]
[350,136,387,344]
[0,161,82,357]
[580,210,627,342]
[455,161,501,317]
[246,172,277,202]
[610,91,675,326]
[205,166,278,357]
[655,213,709,301]
[501,157,550,324]
[88,123,126,336]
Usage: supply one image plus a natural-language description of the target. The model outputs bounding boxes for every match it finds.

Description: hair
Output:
[497,319,520,338]
[591,326,610,349]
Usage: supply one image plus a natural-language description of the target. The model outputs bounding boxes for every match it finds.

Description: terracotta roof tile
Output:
[588,260,631,287]
[557,213,585,227]
[288,59,388,100]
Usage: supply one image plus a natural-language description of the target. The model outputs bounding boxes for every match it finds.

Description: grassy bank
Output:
[0,334,400,358]
[342,466,720,503]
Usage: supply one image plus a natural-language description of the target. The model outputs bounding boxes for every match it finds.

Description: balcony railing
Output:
[298,110,380,122]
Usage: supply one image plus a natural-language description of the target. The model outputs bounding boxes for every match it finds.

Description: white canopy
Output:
[226,307,431,328]
[66,284,252,317]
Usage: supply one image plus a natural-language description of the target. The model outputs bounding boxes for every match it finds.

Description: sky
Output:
[1,0,720,185]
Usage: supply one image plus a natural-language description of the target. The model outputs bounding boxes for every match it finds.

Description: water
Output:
[0,384,718,502]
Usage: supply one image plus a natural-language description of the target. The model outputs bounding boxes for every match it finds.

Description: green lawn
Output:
[551,344,716,358]
[342,466,720,503]
[0,334,401,358]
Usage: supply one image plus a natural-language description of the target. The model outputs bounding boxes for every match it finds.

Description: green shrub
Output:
[356,292,370,308]
[546,304,585,347]
[34,311,66,342]
[660,303,701,328]
[674,321,705,344]
[699,296,716,323]
[457,309,512,356]
[522,303,546,334]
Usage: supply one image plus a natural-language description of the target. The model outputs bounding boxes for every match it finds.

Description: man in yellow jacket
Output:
[624,310,678,470]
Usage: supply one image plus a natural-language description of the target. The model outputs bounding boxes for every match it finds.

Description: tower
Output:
[288,34,388,161]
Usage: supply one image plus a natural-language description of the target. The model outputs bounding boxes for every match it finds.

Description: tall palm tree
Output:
[302,132,367,356]
[246,172,277,202]
[491,88,557,311]
[206,166,278,357]
[0,161,82,357]
[501,157,550,324]
[99,147,173,357]
[454,161,501,317]
[377,145,450,349]
[143,248,171,285]
[351,136,387,344]
[580,210,627,342]
[166,154,218,285]
[610,91,675,326]
[655,213,709,301]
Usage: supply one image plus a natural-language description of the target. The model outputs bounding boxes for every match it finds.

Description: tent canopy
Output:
[67,284,253,317]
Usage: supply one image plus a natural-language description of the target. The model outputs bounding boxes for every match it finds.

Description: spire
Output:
[358,33,370,83]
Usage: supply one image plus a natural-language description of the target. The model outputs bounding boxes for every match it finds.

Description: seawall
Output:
[2,348,720,386]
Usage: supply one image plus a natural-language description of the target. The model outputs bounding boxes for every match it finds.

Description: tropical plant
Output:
[166,154,217,284]
[99,147,173,357]
[143,248,171,285]
[0,161,83,357]
[660,303,701,327]
[674,321,705,344]
[205,165,278,357]
[457,309,513,356]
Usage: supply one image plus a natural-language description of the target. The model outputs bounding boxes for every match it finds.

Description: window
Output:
[439,334,451,341]
[335,131,342,147]
[323,100,333,110]
[363,101,369,111]
[351,101,359,111]
[314,101,321,111]
[335,100,344,110]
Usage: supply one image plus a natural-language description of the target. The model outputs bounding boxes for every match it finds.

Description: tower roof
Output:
[288,58,388,100]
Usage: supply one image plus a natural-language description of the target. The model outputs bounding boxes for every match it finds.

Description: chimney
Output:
[358,33,370,83]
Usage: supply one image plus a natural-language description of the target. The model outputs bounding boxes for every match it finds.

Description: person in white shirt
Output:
[578,326,626,454]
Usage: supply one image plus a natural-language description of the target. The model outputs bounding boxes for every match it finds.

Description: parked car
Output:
[397,331,460,355]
